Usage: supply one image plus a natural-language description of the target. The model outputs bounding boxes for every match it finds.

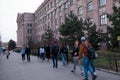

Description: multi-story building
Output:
[16,13,35,46]
[34,0,119,42]
[17,0,120,45]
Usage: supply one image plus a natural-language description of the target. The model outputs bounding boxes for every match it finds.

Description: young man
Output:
[51,42,59,68]
[25,45,31,62]
[79,36,97,80]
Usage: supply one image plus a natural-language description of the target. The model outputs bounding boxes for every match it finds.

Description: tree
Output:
[41,27,54,44]
[28,39,33,48]
[83,18,102,50]
[8,39,16,50]
[107,5,120,48]
[59,13,84,47]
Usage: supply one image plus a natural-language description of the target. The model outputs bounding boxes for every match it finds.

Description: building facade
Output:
[34,0,119,42]
[17,0,120,45]
[16,13,35,46]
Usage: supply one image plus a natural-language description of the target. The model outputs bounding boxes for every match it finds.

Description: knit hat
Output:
[81,36,86,41]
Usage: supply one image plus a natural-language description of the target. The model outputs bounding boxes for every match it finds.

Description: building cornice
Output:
[35,0,49,13]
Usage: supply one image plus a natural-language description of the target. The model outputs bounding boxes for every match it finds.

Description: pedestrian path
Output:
[0,51,120,80]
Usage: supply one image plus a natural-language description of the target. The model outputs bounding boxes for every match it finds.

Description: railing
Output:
[94,56,120,72]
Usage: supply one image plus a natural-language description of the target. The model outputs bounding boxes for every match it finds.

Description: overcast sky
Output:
[0,0,44,42]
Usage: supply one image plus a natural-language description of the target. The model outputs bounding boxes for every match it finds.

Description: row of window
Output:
[36,0,107,23]
[36,14,107,36]
[35,0,107,37]
[37,13,107,28]
[37,0,106,18]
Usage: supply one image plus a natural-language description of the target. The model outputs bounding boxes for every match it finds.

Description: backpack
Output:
[82,43,96,59]
[52,45,59,54]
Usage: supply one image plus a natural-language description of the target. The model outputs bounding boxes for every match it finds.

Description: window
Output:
[27,24,29,27]
[51,20,53,28]
[64,1,68,9]
[54,0,56,5]
[55,19,58,25]
[30,29,32,34]
[48,22,50,27]
[50,2,53,9]
[71,10,74,15]
[89,18,94,26]
[27,23,32,28]
[47,4,49,10]
[70,0,74,6]
[58,0,61,2]
[51,12,53,19]
[78,6,82,15]
[48,14,50,19]
[27,29,29,34]
[55,29,59,35]
[99,0,106,7]
[44,7,46,12]
[30,24,32,28]
[100,14,107,25]
[59,6,62,12]
[54,9,56,15]
[87,1,93,11]
[59,16,63,25]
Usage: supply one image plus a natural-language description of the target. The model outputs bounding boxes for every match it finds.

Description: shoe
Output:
[92,75,97,80]
[81,72,84,76]
[71,70,75,72]
[53,65,55,68]
[83,78,88,80]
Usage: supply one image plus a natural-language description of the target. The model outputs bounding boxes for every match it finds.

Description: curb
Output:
[96,68,120,75]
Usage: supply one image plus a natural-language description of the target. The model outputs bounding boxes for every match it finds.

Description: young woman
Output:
[20,46,25,61]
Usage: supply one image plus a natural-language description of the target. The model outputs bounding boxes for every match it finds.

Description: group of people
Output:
[20,45,31,62]
[19,36,97,80]
[36,42,69,68]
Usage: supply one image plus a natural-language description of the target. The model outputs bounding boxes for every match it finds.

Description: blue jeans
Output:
[89,59,95,72]
[61,53,66,65]
[82,57,94,79]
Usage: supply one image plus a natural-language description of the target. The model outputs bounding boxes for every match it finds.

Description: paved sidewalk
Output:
[0,51,120,80]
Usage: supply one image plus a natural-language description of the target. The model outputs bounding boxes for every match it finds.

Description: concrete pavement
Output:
[0,51,120,80]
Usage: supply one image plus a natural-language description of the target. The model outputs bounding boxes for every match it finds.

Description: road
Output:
[0,51,120,80]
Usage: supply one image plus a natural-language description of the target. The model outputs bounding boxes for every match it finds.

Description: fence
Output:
[94,56,120,72]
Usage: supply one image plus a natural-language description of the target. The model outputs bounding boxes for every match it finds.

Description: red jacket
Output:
[79,41,91,59]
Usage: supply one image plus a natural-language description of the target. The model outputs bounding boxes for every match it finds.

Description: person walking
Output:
[71,40,83,75]
[65,43,69,65]
[37,46,41,60]
[5,49,10,59]
[45,45,51,61]
[20,46,25,61]
[51,42,59,68]
[60,43,67,66]
[39,46,45,62]
[79,36,97,80]
[25,45,31,62]
[86,40,97,76]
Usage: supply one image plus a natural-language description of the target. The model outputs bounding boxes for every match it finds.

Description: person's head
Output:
[81,36,86,42]
[27,45,29,48]
[74,40,79,47]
